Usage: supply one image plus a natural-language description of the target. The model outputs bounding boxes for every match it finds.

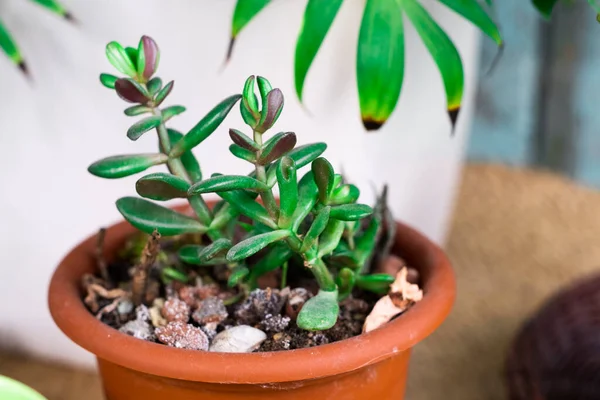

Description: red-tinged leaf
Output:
[229,128,259,151]
[88,153,168,179]
[136,173,190,201]
[154,80,173,106]
[115,78,150,104]
[256,88,284,133]
[259,132,296,165]
[312,157,334,203]
[137,35,160,81]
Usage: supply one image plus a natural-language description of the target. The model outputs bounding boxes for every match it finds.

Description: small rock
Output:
[155,321,209,351]
[192,297,228,325]
[209,325,267,353]
[149,298,167,327]
[235,288,286,325]
[136,304,151,322]
[119,305,155,341]
[162,298,190,323]
[260,314,290,333]
[178,286,198,308]
[285,288,311,320]
[117,299,134,316]
[196,284,220,301]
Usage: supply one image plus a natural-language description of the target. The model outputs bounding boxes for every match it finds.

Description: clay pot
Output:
[48,205,455,399]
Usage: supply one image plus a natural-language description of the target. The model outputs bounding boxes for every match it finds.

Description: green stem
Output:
[253,130,279,220]
[312,258,337,292]
[281,261,288,289]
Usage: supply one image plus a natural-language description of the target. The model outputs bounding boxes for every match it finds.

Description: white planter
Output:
[0,0,479,367]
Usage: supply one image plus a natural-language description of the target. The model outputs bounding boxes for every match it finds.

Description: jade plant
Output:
[89,35,394,331]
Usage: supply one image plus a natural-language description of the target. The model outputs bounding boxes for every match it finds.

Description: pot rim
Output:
[48,207,455,384]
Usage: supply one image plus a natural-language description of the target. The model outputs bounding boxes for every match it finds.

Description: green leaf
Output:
[242,75,260,116]
[256,76,272,102]
[88,153,168,179]
[290,171,319,232]
[125,47,138,69]
[294,0,343,101]
[227,229,291,261]
[178,239,232,265]
[336,268,356,300]
[357,0,405,131]
[228,265,250,287]
[106,41,137,78]
[209,203,240,231]
[267,142,327,185]
[277,156,298,229]
[229,144,257,163]
[228,0,272,60]
[218,188,275,228]
[532,0,559,18]
[256,88,284,133]
[161,267,189,283]
[147,77,163,95]
[438,0,502,45]
[31,0,69,18]
[404,0,464,128]
[136,172,190,201]
[116,197,207,236]
[312,157,334,203]
[330,184,360,205]
[300,206,330,252]
[179,245,228,266]
[355,273,394,295]
[127,115,162,141]
[240,97,258,127]
[100,73,118,89]
[296,289,339,331]
[259,132,297,165]
[154,80,174,106]
[248,243,293,287]
[329,204,373,221]
[170,94,242,157]
[354,214,381,272]
[317,219,345,258]
[115,78,150,103]
[162,105,186,121]
[165,129,202,182]
[137,35,160,81]
[0,22,23,70]
[124,105,152,116]
[229,128,259,151]
[189,175,268,195]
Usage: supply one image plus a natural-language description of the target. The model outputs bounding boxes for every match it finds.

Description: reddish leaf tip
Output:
[18,61,30,78]
[362,118,383,131]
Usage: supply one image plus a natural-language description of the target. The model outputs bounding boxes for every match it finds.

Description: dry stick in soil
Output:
[131,230,161,306]
[95,227,110,284]
[82,274,128,314]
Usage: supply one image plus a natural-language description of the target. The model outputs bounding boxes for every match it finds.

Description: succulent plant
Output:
[90,36,395,331]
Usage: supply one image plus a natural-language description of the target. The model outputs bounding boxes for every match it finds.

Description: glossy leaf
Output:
[170,94,241,157]
[154,80,174,106]
[300,206,330,252]
[0,22,24,74]
[124,105,151,116]
[136,173,190,201]
[317,219,345,258]
[312,157,334,203]
[357,0,405,131]
[100,73,118,89]
[229,144,257,163]
[256,88,284,133]
[533,0,559,18]
[229,128,259,151]
[147,77,163,95]
[330,184,360,205]
[290,171,319,232]
[217,187,275,228]
[438,0,502,45]
[88,153,168,179]
[137,35,160,81]
[296,289,339,331]
[125,47,138,69]
[189,175,268,195]
[355,273,394,295]
[277,156,298,229]
[115,78,150,104]
[116,197,207,236]
[209,203,240,231]
[178,239,232,264]
[166,129,202,182]
[259,132,296,165]
[294,0,343,101]
[248,243,293,287]
[228,265,250,287]
[31,0,70,18]
[227,0,271,61]
[227,229,291,261]
[336,267,356,300]
[162,105,186,121]
[404,0,464,128]
[329,204,373,221]
[354,213,381,272]
[267,142,327,186]
[256,76,272,101]
[179,245,228,266]
[242,75,260,117]
[240,97,258,127]
[106,41,137,78]
[127,115,161,141]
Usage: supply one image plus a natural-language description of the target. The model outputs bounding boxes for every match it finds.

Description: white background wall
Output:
[0,0,478,367]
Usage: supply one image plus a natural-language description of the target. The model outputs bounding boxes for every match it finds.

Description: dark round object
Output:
[506,273,600,400]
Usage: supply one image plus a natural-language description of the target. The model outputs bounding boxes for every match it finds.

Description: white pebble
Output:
[209,325,267,353]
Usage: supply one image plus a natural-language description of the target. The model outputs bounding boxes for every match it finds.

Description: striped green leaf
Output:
[227,229,291,261]
[189,175,268,195]
[227,0,271,60]
[438,0,502,45]
[88,153,168,179]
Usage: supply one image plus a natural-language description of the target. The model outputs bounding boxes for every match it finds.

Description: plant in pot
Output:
[48,35,455,399]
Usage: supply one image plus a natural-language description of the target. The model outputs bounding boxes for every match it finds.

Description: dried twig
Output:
[132,230,161,306]
[96,297,125,320]
[82,273,128,313]
[95,228,110,285]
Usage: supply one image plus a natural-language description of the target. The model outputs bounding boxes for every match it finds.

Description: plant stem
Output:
[281,261,288,289]
[312,258,337,292]
[253,130,279,220]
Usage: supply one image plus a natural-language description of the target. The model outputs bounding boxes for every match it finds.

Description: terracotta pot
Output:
[48,204,455,400]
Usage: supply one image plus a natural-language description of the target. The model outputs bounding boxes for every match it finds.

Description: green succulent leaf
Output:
[290,171,319,232]
[248,243,293,288]
[229,128,260,151]
[228,265,250,287]
[438,0,502,45]
[354,213,382,273]
[179,245,228,266]
[106,41,137,78]
[267,142,327,186]
[276,156,298,229]
[179,238,232,265]
[532,0,559,18]
[100,73,118,89]
[228,0,272,60]
[240,98,258,127]
[217,186,275,228]
[166,129,202,182]
[135,172,190,201]
[256,88,284,133]
[336,267,356,300]
[127,115,162,141]
[242,75,260,117]
[294,0,343,102]
[147,77,163,95]
[330,184,360,205]
[116,197,207,236]
[296,289,339,331]
[404,0,464,129]
[170,94,241,157]
[311,157,334,203]
[355,273,394,295]
[189,175,268,195]
[88,153,168,179]
[317,219,345,258]
[154,80,174,106]
[124,105,152,116]
[329,204,373,221]
[300,206,330,252]
[227,229,291,261]
[209,203,240,232]
[357,0,405,131]
[162,105,186,121]
[161,267,189,283]
[256,76,272,105]
[125,47,138,69]
[229,144,257,163]
[259,132,297,165]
